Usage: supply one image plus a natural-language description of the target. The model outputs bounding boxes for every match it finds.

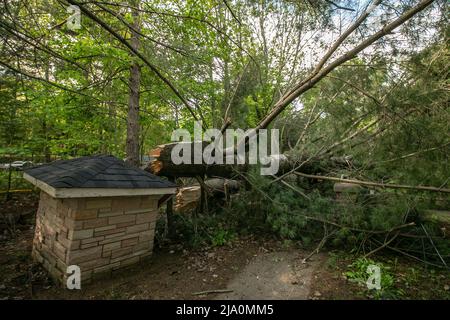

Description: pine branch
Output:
[294,172,450,193]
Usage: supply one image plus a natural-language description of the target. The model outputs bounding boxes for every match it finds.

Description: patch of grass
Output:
[340,254,450,299]
[210,229,236,247]
[344,257,404,299]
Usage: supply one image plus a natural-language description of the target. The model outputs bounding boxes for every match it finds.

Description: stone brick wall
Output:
[32,191,160,285]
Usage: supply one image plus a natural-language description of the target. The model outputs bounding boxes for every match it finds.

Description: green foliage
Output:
[223,169,420,246]
[0,0,447,270]
[214,167,449,268]
[210,229,236,247]
[161,211,238,248]
[0,170,32,192]
[344,257,403,299]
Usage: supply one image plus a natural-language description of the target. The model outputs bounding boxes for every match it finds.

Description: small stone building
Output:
[23,155,176,285]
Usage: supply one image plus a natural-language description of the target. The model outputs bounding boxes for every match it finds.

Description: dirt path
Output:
[216,251,325,300]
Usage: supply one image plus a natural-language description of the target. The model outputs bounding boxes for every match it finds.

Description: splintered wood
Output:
[174,179,241,213]
[175,186,201,212]
[148,146,163,175]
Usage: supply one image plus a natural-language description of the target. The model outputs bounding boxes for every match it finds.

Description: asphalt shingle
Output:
[24,155,176,189]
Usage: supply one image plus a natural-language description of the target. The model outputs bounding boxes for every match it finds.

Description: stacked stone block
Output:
[32,191,160,285]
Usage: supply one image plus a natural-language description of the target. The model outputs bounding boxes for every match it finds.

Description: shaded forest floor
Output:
[0,194,449,300]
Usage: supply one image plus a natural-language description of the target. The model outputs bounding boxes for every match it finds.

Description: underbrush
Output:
[0,170,33,194]
[227,171,449,267]
[323,251,450,299]
[162,169,449,270]
[155,210,241,248]
[344,257,402,299]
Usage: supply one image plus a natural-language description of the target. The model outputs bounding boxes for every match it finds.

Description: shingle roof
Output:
[24,155,176,189]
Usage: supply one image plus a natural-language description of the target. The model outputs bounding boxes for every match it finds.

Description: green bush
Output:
[216,169,448,266]
[160,167,448,267]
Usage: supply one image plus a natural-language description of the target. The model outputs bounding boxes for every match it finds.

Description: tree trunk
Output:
[125,2,141,167]
[145,142,347,178]
[147,142,249,178]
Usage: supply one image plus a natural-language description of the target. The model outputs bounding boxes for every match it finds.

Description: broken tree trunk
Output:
[174,178,241,212]
[205,178,241,192]
[147,141,248,178]
[146,142,345,178]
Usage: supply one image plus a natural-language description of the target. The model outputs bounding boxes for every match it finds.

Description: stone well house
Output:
[23,155,176,285]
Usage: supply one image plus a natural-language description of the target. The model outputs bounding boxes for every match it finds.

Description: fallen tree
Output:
[148,141,248,178]
[146,142,450,195]
[146,141,353,178]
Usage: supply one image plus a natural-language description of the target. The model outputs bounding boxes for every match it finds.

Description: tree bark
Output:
[126,2,141,167]
[145,142,346,178]
[147,142,248,178]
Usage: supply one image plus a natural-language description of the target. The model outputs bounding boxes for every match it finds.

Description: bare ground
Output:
[216,251,324,300]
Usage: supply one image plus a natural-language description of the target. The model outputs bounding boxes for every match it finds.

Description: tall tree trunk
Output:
[43,64,51,163]
[126,2,141,167]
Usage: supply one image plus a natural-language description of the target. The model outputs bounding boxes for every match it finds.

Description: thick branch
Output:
[294,172,450,194]
[256,0,435,130]
[314,0,380,75]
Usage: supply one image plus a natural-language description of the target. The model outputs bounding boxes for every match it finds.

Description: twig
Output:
[303,216,415,235]
[379,142,450,164]
[302,224,336,263]
[223,62,249,125]
[372,238,448,269]
[220,118,232,135]
[364,231,400,258]
[222,0,241,25]
[421,224,448,268]
[192,289,233,296]
[325,0,356,11]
